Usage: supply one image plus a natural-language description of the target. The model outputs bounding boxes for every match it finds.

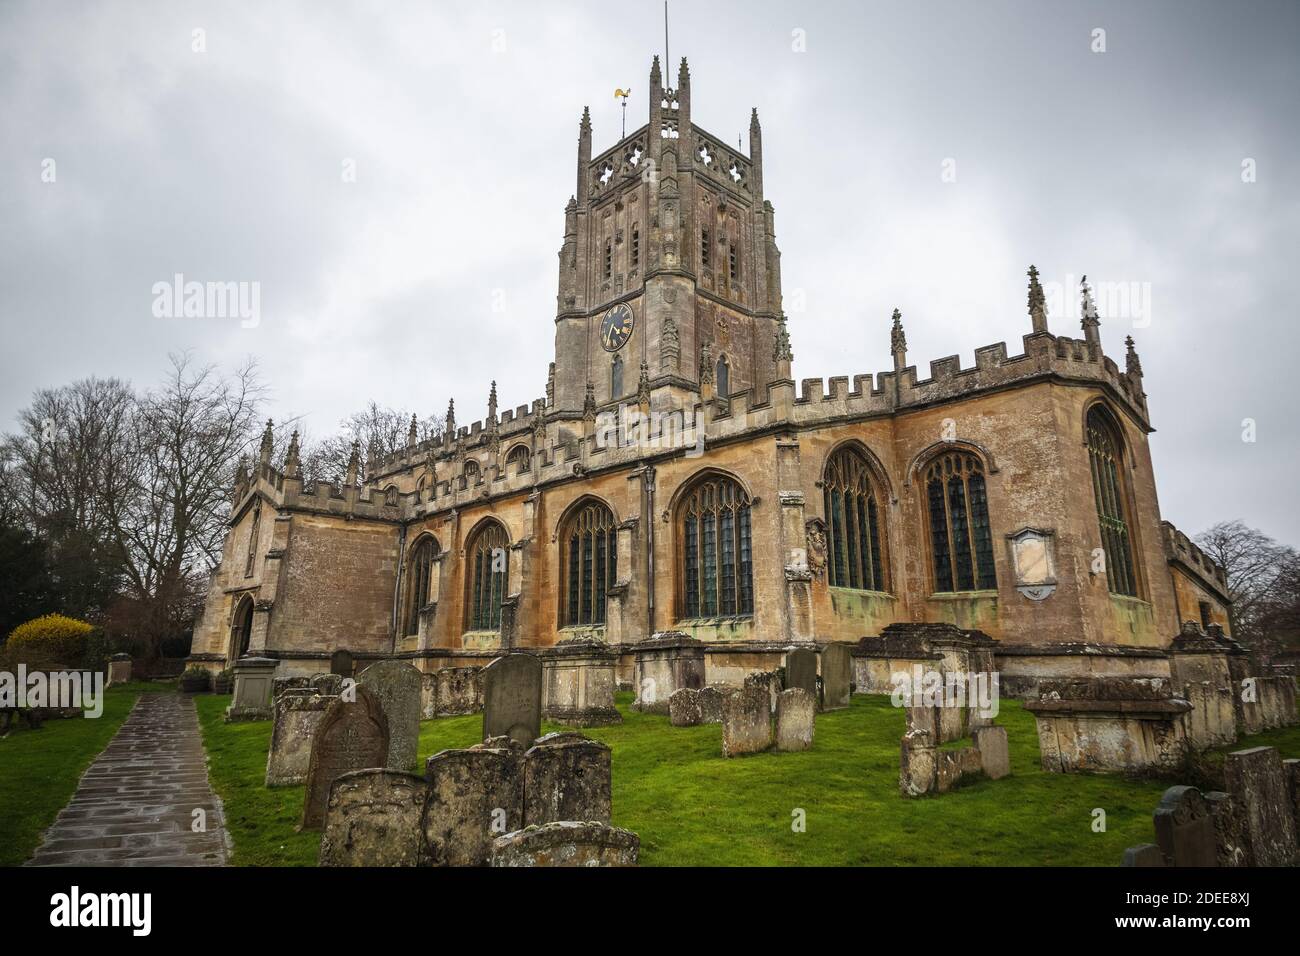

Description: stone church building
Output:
[189,57,1234,699]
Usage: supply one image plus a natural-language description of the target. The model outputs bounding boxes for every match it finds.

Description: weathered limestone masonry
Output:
[1122,747,1300,867]
[188,56,1238,740]
[1024,626,1297,773]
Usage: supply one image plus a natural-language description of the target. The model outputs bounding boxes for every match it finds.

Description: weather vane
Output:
[615,86,631,139]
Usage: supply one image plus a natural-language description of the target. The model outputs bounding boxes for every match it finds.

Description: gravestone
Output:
[423,745,524,866]
[330,649,354,677]
[775,688,815,752]
[1204,790,1248,867]
[436,666,484,716]
[490,821,640,867]
[265,690,337,786]
[420,672,438,720]
[745,670,782,715]
[224,657,279,722]
[820,643,852,711]
[318,769,427,867]
[784,648,817,698]
[668,688,702,727]
[312,673,345,696]
[698,686,725,724]
[299,687,389,830]
[1121,844,1166,867]
[482,653,542,748]
[973,725,1010,780]
[632,633,705,713]
[1153,785,1218,867]
[106,654,132,687]
[1224,746,1297,866]
[900,729,937,796]
[358,659,422,771]
[523,732,612,825]
[722,685,772,757]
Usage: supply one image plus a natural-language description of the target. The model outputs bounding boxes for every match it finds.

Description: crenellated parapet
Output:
[1162,520,1230,601]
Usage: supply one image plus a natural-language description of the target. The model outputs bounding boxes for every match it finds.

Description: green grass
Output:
[194,694,322,866]
[194,689,1300,866]
[0,681,165,866]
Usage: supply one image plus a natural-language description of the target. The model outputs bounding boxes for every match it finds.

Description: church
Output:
[189,56,1234,700]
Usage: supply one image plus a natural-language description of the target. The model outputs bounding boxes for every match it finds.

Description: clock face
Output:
[599,303,635,352]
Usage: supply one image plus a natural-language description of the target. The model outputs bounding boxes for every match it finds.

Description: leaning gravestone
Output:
[299,687,389,830]
[491,821,640,867]
[330,649,354,677]
[318,769,428,867]
[820,643,852,710]
[1153,785,1218,867]
[668,688,702,727]
[1224,746,1297,866]
[482,653,542,748]
[266,690,337,786]
[424,745,524,866]
[722,685,773,757]
[775,688,815,752]
[524,732,612,826]
[358,660,422,772]
[784,648,817,698]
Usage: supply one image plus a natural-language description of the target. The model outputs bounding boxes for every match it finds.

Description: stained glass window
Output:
[822,447,888,591]
[925,452,996,593]
[1087,406,1138,597]
[679,475,753,618]
[562,501,617,626]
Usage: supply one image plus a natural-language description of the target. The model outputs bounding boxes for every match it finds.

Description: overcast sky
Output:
[2,0,1297,545]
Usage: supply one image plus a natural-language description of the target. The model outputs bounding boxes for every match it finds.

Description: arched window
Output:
[823,447,888,591]
[679,474,753,618]
[924,451,996,592]
[1087,406,1138,597]
[610,355,624,398]
[404,536,438,636]
[505,444,530,475]
[561,500,617,627]
[465,521,509,631]
[716,355,730,398]
[463,459,480,485]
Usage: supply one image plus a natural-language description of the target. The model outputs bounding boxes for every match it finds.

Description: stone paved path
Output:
[26,692,229,867]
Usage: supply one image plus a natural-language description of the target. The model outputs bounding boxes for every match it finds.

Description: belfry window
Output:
[1087,406,1139,597]
[465,522,509,631]
[715,356,729,399]
[823,447,888,591]
[729,245,738,282]
[925,451,996,593]
[701,229,710,269]
[604,240,612,280]
[505,444,530,475]
[611,355,624,398]
[404,536,438,636]
[561,500,617,627]
[631,226,640,269]
[679,474,753,618]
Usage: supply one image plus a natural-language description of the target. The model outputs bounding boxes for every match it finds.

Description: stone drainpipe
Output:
[390,524,407,654]
[645,464,657,637]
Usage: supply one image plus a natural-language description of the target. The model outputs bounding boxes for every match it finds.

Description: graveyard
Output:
[188,687,1300,867]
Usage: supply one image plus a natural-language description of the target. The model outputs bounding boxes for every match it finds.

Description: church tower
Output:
[551,57,784,420]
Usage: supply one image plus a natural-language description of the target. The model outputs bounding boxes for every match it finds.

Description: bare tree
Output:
[300,401,443,486]
[1194,520,1299,657]
[0,377,136,617]
[102,354,265,657]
